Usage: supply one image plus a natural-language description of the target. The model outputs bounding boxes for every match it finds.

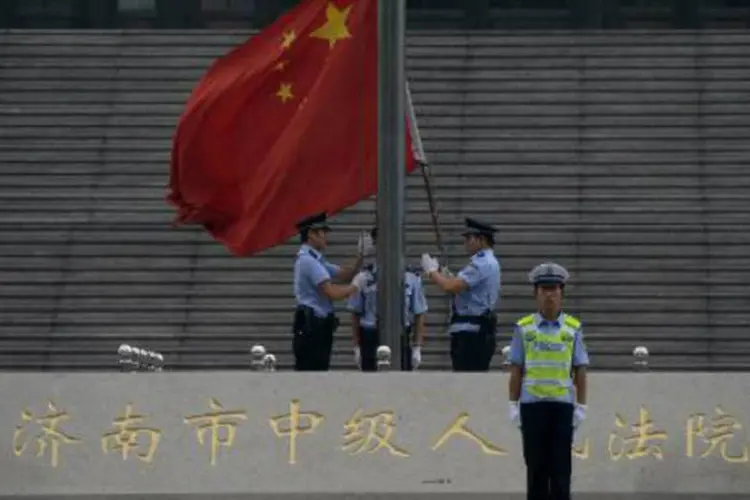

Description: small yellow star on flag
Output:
[281,30,296,49]
[276,83,294,103]
[310,3,352,48]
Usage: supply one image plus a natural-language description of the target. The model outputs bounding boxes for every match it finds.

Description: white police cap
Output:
[529,262,570,286]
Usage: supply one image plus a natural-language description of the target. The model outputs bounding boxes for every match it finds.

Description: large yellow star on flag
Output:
[310,3,352,48]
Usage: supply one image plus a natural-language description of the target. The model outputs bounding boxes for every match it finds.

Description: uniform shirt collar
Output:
[300,244,322,260]
[534,311,564,328]
[472,248,494,259]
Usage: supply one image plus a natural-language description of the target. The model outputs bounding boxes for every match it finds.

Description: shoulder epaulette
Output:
[517,314,535,327]
[563,314,581,330]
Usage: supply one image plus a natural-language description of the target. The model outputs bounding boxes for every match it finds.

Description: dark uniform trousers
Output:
[359,326,414,372]
[520,402,575,500]
[449,312,497,371]
[292,306,339,371]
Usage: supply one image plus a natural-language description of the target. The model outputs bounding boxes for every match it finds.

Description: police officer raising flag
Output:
[507,262,589,500]
[349,227,428,372]
[292,212,373,371]
[420,218,500,372]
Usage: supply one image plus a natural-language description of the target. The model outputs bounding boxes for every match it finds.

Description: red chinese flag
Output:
[167,0,415,256]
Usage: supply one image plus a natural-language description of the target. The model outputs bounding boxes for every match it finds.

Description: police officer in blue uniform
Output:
[421,218,501,372]
[348,227,428,371]
[293,212,372,371]
[507,262,589,500]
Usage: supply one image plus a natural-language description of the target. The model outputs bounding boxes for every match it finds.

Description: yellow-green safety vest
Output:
[517,313,580,399]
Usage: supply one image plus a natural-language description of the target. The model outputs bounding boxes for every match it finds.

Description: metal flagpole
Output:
[377,0,406,370]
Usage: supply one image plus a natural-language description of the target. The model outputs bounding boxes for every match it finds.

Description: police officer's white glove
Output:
[411,346,422,369]
[573,403,587,428]
[354,346,361,368]
[351,272,368,290]
[420,253,439,274]
[357,232,375,257]
[508,401,521,429]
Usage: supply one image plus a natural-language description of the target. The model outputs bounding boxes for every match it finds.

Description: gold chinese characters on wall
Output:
[10,401,750,468]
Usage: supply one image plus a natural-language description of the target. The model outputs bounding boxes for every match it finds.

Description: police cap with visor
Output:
[296,212,332,233]
[461,218,497,244]
[529,262,570,286]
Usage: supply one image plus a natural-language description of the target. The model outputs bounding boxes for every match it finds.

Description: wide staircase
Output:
[1,30,749,371]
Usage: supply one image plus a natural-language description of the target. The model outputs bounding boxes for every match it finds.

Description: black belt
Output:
[295,305,334,320]
[294,306,338,332]
[361,325,413,332]
[451,314,489,325]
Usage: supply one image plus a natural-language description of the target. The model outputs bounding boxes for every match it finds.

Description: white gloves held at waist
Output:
[411,345,422,368]
[354,346,422,369]
[507,401,587,429]
[573,403,587,428]
[508,401,521,428]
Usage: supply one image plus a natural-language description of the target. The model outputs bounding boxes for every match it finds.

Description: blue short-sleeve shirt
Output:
[293,244,340,317]
[450,249,501,334]
[347,266,428,329]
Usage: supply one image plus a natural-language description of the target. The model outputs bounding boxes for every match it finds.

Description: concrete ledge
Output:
[5,496,750,500]
[1,373,749,497]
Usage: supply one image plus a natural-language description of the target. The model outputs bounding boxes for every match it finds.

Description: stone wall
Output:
[1,373,749,497]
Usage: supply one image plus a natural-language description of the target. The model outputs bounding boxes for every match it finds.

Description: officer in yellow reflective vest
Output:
[507,262,589,500]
